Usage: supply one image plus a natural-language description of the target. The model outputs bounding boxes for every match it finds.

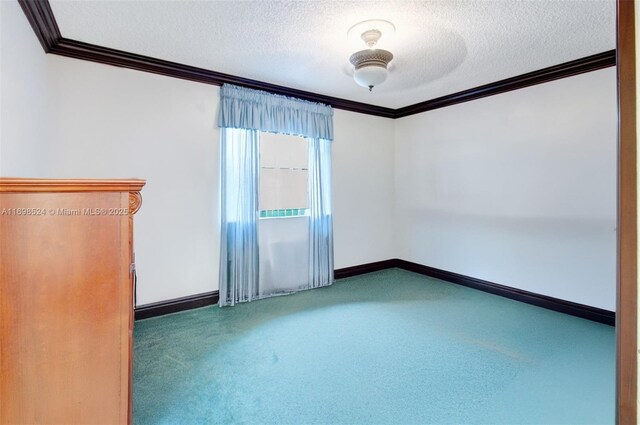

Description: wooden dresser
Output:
[0,178,145,424]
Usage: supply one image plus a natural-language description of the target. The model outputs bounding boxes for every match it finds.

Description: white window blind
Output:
[259,132,308,216]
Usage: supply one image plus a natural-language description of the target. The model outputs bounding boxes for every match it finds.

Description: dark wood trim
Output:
[135,291,219,320]
[616,1,637,423]
[334,259,399,279]
[17,0,395,118]
[395,50,617,118]
[50,38,396,118]
[139,260,615,326]
[135,261,400,320]
[18,0,615,119]
[395,259,615,326]
[17,0,60,52]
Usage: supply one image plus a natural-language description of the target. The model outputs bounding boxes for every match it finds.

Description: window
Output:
[259,132,308,218]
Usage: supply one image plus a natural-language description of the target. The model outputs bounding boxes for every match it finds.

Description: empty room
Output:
[1,0,637,424]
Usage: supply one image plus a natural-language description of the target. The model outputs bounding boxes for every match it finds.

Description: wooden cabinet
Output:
[0,178,145,424]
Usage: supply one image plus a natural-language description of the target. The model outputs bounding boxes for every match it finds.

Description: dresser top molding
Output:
[0,178,146,193]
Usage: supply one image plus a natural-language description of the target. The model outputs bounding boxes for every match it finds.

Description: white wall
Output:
[1,0,221,305]
[2,1,617,310]
[44,62,221,306]
[0,1,395,305]
[333,109,395,268]
[395,68,618,310]
[0,1,53,176]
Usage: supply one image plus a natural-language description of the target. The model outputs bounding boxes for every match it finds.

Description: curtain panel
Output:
[218,128,260,307]
[218,84,334,307]
[219,84,334,141]
[308,138,334,288]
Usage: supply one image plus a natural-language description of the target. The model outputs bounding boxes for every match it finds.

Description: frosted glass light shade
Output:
[353,66,388,89]
[349,48,393,91]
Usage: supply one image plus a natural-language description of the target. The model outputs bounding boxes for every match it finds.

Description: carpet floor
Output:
[134,268,615,424]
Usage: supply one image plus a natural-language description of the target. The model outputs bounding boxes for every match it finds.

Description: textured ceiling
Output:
[49,0,616,109]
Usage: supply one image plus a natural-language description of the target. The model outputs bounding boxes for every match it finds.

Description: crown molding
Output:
[394,50,617,118]
[18,0,60,52]
[50,37,397,118]
[18,0,616,119]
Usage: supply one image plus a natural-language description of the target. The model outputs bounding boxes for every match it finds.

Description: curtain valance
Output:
[219,84,334,141]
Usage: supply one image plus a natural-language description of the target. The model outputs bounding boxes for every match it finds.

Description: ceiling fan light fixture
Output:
[347,19,395,91]
[349,49,394,91]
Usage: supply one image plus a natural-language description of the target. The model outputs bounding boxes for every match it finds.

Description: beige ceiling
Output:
[49,0,616,109]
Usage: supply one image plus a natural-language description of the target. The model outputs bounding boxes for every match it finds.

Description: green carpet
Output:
[134,268,615,424]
